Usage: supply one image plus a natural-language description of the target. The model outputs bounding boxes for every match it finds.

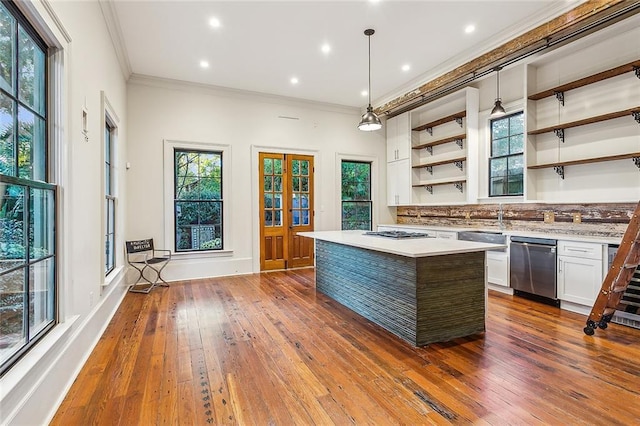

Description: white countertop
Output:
[299,230,505,258]
[379,223,622,245]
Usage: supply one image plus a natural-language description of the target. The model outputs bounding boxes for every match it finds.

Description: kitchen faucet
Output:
[498,203,505,230]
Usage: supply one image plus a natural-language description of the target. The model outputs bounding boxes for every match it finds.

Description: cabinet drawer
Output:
[558,241,603,260]
[436,231,457,240]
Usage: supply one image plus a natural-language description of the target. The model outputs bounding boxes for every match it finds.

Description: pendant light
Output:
[490,66,506,117]
[358,29,382,131]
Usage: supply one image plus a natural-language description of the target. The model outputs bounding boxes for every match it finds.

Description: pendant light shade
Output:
[358,29,382,131]
[490,66,506,117]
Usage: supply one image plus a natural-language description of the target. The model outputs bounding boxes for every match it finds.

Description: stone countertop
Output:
[299,230,505,258]
[378,223,622,245]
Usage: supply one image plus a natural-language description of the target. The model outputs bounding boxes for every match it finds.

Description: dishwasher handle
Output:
[510,236,557,246]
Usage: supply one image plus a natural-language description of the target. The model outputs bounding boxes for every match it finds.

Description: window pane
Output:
[0,4,15,94]
[490,112,524,197]
[18,26,46,116]
[492,138,509,157]
[0,93,15,176]
[510,134,524,154]
[491,118,508,140]
[1,184,26,270]
[18,106,46,181]
[29,187,54,260]
[509,113,524,135]
[199,177,221,199]
[508,154,524,177]
[490,157,507,178]
[29,257,54,336]
[0,268,26,364]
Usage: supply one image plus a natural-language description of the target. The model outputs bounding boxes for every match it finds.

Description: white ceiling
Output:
[110,1,580,109]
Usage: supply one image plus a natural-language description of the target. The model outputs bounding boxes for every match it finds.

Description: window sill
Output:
[103,265,125,287]
[477,196,524,203]
[171,249,234,261]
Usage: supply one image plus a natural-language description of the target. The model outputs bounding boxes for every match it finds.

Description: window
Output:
[0,1,55,375]
[341,160,372,230]
[104,122,115,274]
[489,112,524,196]
[174,149,223,251]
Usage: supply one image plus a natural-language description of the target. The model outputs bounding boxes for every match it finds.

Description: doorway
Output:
[259,152,314,271]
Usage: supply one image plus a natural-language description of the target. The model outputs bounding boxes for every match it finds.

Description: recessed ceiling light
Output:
[321,43,331,54]
[200,60,210,68]
[209,17,221,28]
[401,64,411,72]
[465,24,475,34]
[361,90,368,97]
[290,77,299,85]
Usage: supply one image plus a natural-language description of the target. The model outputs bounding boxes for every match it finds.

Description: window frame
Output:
[488,111,525,197]
[340,158,374,231]
[339,157,375,231]
[104,120,115,275]
[0,0,55,376]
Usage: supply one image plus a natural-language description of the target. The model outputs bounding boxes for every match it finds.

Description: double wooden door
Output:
[259,153,314,271]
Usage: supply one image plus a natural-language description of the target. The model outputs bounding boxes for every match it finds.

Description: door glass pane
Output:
[264,176,273,191]
[1,183,26,270]
[274,209,282,226]
[274,193,281,208]
[301,177,309,192]
[274,159,282,174]
[264,194,273,208]
[302,210,309,225]
[292,210,300,225]
[0,268,26,364]
[292,159,299,175]
[274,176,282,192]
[0,93,15,176]
[263,158,273,174]
[0,4,15,93]
[18,26,46,116]
[301,160,309,176]
[292,177,300,192]
[264,210,273,227]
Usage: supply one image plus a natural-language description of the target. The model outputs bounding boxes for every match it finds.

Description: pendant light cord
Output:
[368,33,372,106]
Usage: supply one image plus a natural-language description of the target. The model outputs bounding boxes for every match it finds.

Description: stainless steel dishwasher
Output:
[509,236,559,306]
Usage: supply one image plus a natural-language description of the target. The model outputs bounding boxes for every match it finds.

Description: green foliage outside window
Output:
[174,150,223,251]
[341,161,372,230]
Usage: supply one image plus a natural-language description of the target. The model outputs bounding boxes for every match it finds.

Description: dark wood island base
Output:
[315,240,486,346]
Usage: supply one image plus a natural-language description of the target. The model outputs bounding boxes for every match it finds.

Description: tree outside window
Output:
[489,112,524,196]
[341,161,372,230]
[174,149,223,251]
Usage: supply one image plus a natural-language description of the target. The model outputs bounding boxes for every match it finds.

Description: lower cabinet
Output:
[557,241,604,307]
[487,251,509,287]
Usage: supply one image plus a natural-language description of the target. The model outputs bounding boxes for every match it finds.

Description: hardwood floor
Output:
[52,268,640,425]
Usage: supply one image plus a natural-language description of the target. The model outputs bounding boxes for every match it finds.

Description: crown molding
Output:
[98,0,132,80]
[128,73,361,116]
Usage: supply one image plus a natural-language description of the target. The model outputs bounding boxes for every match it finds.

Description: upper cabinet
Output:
[386,113,411,162]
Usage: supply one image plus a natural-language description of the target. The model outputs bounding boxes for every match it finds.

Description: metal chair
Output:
[125,239,171,293]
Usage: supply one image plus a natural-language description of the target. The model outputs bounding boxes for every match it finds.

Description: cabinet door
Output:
[395,113,411,160]
[558,256,603,306]
[387,159,411,206]
[386,116,398,162]
[487,251,509,287]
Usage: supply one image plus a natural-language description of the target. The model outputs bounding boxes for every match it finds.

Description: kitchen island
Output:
[299,230,505,346]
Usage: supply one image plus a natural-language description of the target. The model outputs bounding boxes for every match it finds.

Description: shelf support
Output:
[455,117,463,127]
[426,146,433,155]
[453,161,464,171]
[425,166,433,175]
[632,111,640,124]
[634,66,640,79]
[554,165,565,179]
[425,127,433,136]
[554,91,565,106]
[455,139,464,149]
[554,128,565,143]
[633,157,640,170]
[425,185,433,194]
[454,182,464,193]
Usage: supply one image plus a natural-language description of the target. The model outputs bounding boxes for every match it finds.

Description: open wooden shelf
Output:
[528,60,640,101]
[412,179,466,193]
[528,152,640,170]
[528,106,640,136]
[412,156,466,169]
[412,111,466,132]
[413,133,466,150]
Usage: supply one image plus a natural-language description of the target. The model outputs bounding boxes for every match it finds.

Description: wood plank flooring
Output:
[52,268,640,425]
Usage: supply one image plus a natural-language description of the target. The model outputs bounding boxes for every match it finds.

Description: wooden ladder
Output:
[584,201,640,335]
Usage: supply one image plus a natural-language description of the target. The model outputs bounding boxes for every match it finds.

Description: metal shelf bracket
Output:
[455,117,463,127]
[454,182,464,193]
[455,139,464,149]
[633,157,640,169]
[425,127,433,136]
[554,165,565,179]
[426,146,433,155]
[454,161,464,171]
[425,185,433,194]
[554,128,565,143]
[554,91,565,106]
[426,166,433,175]
[632,111,640,124]
[634,66,640,79]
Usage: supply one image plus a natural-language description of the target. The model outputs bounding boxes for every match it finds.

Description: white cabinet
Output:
[436,231,457,240]
[487,251,509,287]
[387,159,411,206]
[557,241,604,307]
[386,113,411,162]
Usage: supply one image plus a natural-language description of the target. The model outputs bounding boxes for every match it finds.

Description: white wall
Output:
[0,1,129,424]
[126,77,392,281]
